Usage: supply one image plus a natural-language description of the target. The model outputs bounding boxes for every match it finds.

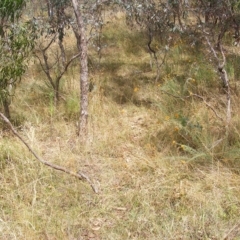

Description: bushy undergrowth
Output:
[1,13,240,239]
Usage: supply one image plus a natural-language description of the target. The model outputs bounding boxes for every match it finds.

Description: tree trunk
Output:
[3,97,10,120]
[54,79,60,107]
[71,0,89,140]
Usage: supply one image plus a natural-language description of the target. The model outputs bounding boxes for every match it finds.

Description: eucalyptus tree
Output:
[188,0,240,125]
[71,0,110,138]
[71,0,89,139]
[116,0,182,81]
[0,0,35,119]
[34,0,111,139]
[33,0,81,106]
[117,0,240,125]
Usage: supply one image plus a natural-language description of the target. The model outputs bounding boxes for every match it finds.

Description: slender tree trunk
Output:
[3,97,10,119]
[72,0,89,139]
[54,84,60,107]
[205,36,231,127]
[59,39,66,67]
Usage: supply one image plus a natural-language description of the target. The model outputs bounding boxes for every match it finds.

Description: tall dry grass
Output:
[1,12,240,239]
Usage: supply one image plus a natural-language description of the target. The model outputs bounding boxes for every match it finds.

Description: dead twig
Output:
[160,90,224,122]
[190,93,224,122]
[0,112,98,194]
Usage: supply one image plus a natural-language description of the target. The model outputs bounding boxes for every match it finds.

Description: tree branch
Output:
[190,93,224,122]
[160,90,224,122]
[42,33,58,52]
[0,112,98,193]
[34,53,55,88]
[205,35,231,125]
[57,52,81,81]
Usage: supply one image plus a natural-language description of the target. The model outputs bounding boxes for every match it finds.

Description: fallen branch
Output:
[0,112,98,193]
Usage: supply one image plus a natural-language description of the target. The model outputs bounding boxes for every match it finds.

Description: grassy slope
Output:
[1,12,240,239]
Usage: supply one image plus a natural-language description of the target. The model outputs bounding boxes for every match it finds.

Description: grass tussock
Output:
[1,12,240,239]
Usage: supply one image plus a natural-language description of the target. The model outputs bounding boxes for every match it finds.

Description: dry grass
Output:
[1,13,240,240]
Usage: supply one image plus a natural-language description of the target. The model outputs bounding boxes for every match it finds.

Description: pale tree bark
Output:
[205,36,231,127]
[71,0,89,140]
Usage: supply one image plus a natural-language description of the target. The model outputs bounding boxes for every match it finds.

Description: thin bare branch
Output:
[42,33,58,52]
[34,53,55,88]
[160,89,185,101]
[190,94,224,122]
[57,52,81,80]
[205,35,218,60]
[160,90,224,121]
[0,112,98,193]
